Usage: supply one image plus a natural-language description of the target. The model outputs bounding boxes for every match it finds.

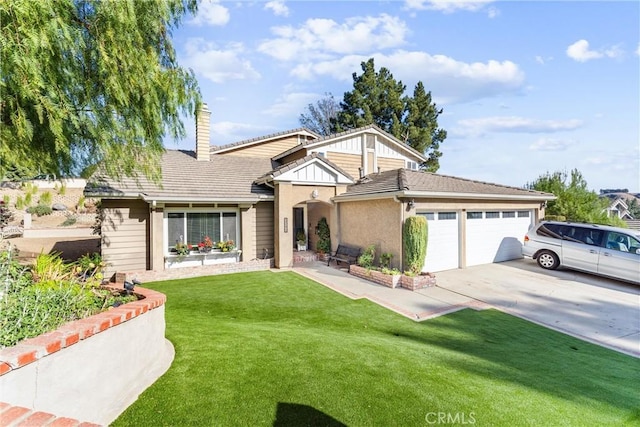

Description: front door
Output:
[293,207,305,249]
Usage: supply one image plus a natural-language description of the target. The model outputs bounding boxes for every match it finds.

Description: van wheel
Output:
[537,250,559,270]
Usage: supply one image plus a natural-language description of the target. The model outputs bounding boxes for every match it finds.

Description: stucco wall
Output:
[102,199,150,278]
[338,198,403,269]
[0,287,172,426]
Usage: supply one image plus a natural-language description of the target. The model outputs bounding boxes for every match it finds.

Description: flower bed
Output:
[349,265,436,290]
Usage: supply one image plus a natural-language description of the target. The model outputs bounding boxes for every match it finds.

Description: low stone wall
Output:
[0,286,172,426]
[349,265,436,290]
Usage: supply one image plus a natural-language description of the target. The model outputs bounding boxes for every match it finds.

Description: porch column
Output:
[149,206,164,271]
[274,182,294,268]
[240,205,255,262]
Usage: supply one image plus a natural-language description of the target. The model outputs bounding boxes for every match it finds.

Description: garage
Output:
[419,211,460,273]
[465,210,533,266]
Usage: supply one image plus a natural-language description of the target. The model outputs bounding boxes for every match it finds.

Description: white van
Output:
[522,221,640,284]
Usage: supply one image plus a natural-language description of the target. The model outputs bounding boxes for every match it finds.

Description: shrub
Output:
[2,194,9,205]
[380,252,393,269]
[543,215,567,221]
[61,216,77,226]
[357,244,376,269]
[77,195,86,212]
[0,251,135,349]
[316,217,331,253]
[15,196,24,210]
[24,192,32,207]
[58,183,67,195]
[39,191,52,206]
[403,216,428,275]
[26,204,53,217]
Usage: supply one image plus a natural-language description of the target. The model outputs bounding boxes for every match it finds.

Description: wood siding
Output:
[377,157,405,172]
[101,199,149,277]
[218,136,305,158]
[326,152,362,179]
[255,201,274,259]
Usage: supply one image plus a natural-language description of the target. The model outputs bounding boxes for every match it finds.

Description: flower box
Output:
[349,265,402,288]
[400,273,437,291]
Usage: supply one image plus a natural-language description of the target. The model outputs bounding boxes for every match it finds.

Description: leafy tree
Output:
[625,198,640,219]
[332,58,447,172]
[0,0,201,182]
[299,93,340,136]
[527,169,625,226]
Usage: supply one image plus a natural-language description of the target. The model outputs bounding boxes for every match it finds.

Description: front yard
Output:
[113,271,639,426]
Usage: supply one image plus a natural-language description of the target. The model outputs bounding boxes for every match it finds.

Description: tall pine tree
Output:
[332,58,447,172]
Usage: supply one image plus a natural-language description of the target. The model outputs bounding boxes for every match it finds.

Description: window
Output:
[485,212,499,219]
[517,211,530,218]
[502,211,516,218]
[606,231,639,253]
[418,212,435,221]
[438,212,457,220]
[166,211,238,252]
[406,161,418,170]
[467,212,482,219]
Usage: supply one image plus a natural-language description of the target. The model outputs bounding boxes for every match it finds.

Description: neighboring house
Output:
[85,104,554,278]
[600,191,639,220]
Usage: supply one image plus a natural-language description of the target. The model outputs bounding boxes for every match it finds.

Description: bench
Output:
[327,244,361,270]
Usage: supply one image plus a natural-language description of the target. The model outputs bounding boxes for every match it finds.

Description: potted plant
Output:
[198,236,214,253]
[316,217,331,259]
[296,229,307,251]
[217,240,235,252]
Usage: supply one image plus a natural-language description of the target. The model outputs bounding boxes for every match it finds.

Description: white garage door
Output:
[418,212,459,273]
[465,210,533,267]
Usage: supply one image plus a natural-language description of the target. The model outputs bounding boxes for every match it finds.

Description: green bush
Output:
[61,216,77,226]
[543,215,567,221]
[403,216,428,274]
[380,252,393,269]
[26,204,52,217]
[15,196,24,210]
[2,194,9,205]
[39,191,52,206]
[24,192,32,207]
[357,244,376,269]
[316,217,331,253]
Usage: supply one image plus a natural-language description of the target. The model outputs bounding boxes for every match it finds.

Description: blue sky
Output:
[168,0,639,193]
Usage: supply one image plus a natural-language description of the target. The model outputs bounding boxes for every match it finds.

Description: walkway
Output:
[293,261,489,321]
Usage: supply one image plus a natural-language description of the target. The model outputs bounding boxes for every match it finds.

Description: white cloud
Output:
[264,1,289,17]
[487,7,500,18]
[189,0,230,26]
[455,116,584,137]
[291,51,525,104]
[529,137,576,151]
[405,0,496,13]
[566,39,623,62]
[257,14,408,61]
[535,55,553,65]
[180,39,260,83]
[262,92,319,117]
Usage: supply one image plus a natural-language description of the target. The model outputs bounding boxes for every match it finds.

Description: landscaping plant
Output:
[357,244,376,269]
[403,215,428,274]
[316,217,331,253]
[0,250,135,349]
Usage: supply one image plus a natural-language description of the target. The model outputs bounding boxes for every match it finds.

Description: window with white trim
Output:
[438,212,457,220]
[467,212,482,219]
[517,211,530,218]
[166,210,238,252]
[502,211,516,218]
[485,212,500,219]
[406,161,418,170]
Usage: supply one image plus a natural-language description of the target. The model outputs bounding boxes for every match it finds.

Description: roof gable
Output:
[272,124,426,163]
[256,153,354,186]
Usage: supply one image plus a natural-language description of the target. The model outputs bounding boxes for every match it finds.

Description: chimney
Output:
[196,103,211,161]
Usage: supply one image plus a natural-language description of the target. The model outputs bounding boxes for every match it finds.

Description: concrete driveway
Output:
[429,259,640,357]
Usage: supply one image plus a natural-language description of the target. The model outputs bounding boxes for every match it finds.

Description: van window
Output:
[606,232,640,253]
[536,223,565,239]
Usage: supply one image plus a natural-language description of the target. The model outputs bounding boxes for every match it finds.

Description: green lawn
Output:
[113,271,639,426]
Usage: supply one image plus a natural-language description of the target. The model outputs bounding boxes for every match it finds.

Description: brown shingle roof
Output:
[337,169,554,200]
[85,150,275,201]
[210,128,319,153]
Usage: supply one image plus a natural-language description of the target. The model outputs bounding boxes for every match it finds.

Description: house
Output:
[600,190,639,220]
[85,104,554,278]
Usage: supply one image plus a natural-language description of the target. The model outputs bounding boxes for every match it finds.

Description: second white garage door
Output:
[465,210,533,267]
